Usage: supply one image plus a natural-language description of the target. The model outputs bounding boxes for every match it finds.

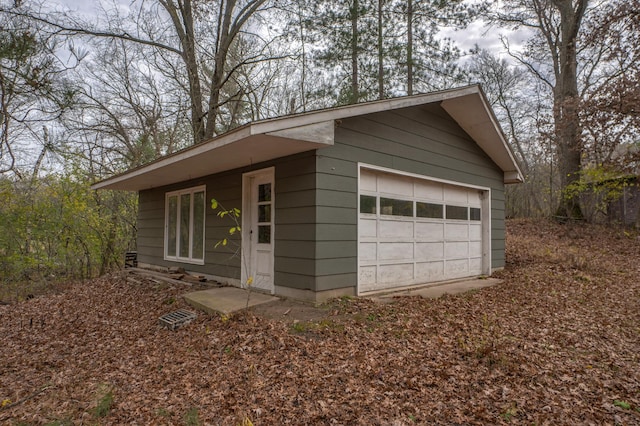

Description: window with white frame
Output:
[165,185,205,263]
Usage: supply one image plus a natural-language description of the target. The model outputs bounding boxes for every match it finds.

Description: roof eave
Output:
[440,89,524,185]
[92,84,524,191]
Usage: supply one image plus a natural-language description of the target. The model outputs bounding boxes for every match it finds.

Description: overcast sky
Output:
[52,0,522,57]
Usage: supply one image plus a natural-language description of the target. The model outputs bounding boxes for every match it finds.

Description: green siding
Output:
[136,152,318,284]
[311,103,507,292]
[273,153,317,291]
[135,102,508,296]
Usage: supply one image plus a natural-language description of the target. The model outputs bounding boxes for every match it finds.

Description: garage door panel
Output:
[445,259,469,277]
[379,220,413,238]
[470,257,483,274]
[415,222,444,240]
[360,218,377,237]
[360,242,377,261]
[445,241,468,258]
[416,261,444,281]
[415,180,443,200]
[360,170,377,191]
[379,174,413,197]
[359,266,377,290]
[379,242,414,261]
[378,263,414,284]
[444,185,468,203]
[469,241,482,255]
[445,223,469,240]
[470,223,482,240]
[468,190,483,206]
[416,242,444,259]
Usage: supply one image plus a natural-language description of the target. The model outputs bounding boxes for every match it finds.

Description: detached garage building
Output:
[93,85,522,302]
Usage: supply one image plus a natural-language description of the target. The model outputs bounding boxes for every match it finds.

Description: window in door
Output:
[257,183,272,244]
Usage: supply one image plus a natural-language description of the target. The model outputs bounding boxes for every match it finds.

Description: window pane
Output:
[258,225,271,244]
[167,196,177,257]
[416,202,443,219]
[446,205,468,220]
[470,207,481,221]
[380,197,413,216]
[360,195,377,214]
[180,193,191,257]
[258,204,271,223]
[192,191,205,259]
[258,183,271,202]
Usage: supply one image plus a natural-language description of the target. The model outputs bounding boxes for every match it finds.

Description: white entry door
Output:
[242,168,275,293]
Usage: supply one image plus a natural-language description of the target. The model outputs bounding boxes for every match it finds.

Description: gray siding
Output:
[312,103,506,291]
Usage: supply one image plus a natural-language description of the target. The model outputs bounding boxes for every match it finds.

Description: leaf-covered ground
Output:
[1,219,639,425]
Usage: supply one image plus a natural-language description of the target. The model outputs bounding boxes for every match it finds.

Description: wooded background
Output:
[0,0,638,286]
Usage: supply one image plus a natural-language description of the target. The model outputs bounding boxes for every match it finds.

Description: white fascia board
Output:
[91,126,253,191]
[91,123,334,191]
[504,171,523,184]
[251,85,482,135]
[265,120,335,145]
[441,91,523,184]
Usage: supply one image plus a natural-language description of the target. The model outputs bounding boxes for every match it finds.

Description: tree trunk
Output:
[298,1,308,111]
[205,0,235,140]
[407,0,413,96]
[551,0,588,219]
[377,0,384,99]
[350,0,359,103]
[160,0,206,144]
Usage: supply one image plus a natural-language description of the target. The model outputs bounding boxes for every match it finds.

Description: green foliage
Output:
[614,400,631,410]
[183,407,200,426]
[156,407,171,417]
[93,387,114,418]
[562,166,633,222]
[500,404,518,421]
[0,171,136,298]
[211,197,255,306]
[211,198,242,250]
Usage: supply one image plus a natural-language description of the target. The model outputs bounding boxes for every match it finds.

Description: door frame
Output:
[241,167,275,294]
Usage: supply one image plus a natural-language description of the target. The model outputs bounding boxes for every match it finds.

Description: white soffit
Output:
[441,92,523,184]
[92,122,335,191]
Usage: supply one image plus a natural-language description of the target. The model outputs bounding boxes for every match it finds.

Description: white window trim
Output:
[164,185,206,265]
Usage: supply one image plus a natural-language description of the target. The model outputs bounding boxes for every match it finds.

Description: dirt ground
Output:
[247,298,337,322]
[1,219,639,425]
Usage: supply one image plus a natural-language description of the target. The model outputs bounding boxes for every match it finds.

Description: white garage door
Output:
[358,168,488,294]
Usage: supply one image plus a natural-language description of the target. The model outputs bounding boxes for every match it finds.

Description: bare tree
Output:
[493,0,589,219]
[580,0,640,170]
[62,37,191,174]
[10,0,273,145]
[466,49,550,216]
[0,3,79,177]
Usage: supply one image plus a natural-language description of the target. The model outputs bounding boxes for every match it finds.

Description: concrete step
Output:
[184,287,278,315]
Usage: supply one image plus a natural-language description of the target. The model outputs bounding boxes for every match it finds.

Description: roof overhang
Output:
[440,91,523,184]
[92,84,523,191]
[91,120,335,191]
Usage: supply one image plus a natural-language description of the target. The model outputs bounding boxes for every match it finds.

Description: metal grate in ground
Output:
[159,309,197,330]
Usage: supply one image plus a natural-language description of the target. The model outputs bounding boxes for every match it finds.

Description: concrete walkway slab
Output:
[184,287,278,315]
[185,278,501,314]
[373,278,502,301]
